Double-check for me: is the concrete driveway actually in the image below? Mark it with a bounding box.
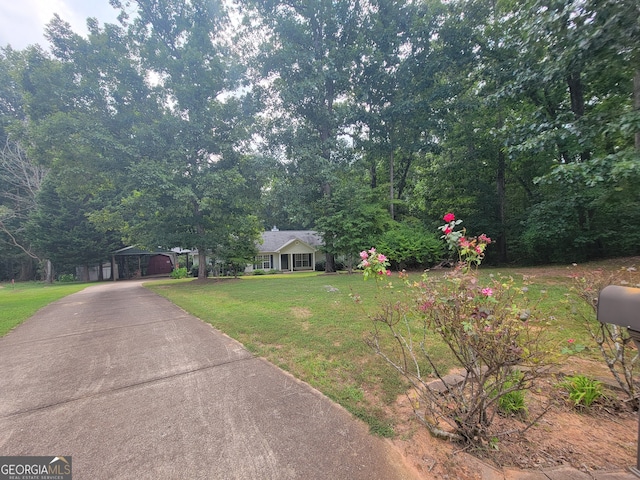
[0,280,418,479]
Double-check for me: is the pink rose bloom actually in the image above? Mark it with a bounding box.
[362,260,369,267]
[459,237,470,248]
[386,270,391,276]
[443,212,455,223]
[377,254,387,262]
[360,250,368,259]
[567,338,575,344]
[479,234,492,244]
[369,247,376,254]
[475,246,482,254]
[481,288,493,297]
[444,227,452,235]
[419,301,434,311]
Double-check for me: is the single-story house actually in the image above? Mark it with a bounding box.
[247,228,323,273]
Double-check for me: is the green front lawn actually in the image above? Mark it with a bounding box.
[0,282,89,336]
[145,265,608,436]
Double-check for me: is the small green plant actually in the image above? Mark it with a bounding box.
[561,338,586,355]
[493,371,528,416]
[170,267,189,279]
[253,269,266,275]
[560,374,603,409]
[58,273,76,283]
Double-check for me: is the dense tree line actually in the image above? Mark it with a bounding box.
[0,0,638,280]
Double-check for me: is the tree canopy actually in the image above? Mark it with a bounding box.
[0,0,638,280]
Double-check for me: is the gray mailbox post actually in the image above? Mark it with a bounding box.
[597,285,640,478]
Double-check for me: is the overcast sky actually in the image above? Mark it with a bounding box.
[0,0,121,51]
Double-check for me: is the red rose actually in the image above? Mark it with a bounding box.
[444,227,452,235]
[443,212,455,223]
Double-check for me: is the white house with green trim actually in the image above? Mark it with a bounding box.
[247,228,323,273]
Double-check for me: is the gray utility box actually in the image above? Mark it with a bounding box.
[597,284,640,478]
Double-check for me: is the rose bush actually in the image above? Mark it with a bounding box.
[361,213,553,444]
[358,247,391,280]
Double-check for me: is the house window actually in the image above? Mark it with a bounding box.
[255,254,271,270]
[294,253,312,268]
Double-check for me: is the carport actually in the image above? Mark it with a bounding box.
[111,246,177,280]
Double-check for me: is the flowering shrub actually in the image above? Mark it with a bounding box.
[358,248,391,281]
[439,212,491,271]
[362,213,552,444]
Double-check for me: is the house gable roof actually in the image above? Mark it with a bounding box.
[259,230,323,253]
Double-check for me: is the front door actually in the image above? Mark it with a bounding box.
[280,254,289,271]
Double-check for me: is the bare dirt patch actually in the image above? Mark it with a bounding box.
[387,365,637,479]
[290,306,312,321]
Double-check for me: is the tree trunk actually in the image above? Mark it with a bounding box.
[389,149,395,220]
[496,149,508,263]
[325,252,335,273]
[567,71,590,162]
[370,160,377,189]
[18,259,35,281]
[79,265,89,282]
[198,249,207,279]
[635,69,640,151]
[396,154,412,201]
[44,259,53,284]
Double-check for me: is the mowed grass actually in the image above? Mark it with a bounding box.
[0,282,89,336]
[145,262,624,435]
[148,273,413,435]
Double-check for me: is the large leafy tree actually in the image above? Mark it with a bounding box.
[241,0,369,271]
[107,0,263,278]
[352,0,448,223]
[0,47,44,280]
[27,174,120,279]
[498,0,640,262]
[17,17,153,278]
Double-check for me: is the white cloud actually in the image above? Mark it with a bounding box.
[0,0,120,50]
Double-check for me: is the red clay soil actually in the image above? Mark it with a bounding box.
[386,258,640,479]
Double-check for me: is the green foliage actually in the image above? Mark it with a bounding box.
[494,371,528,417]
[315,178,392,271]
[498,388,527,417]
[561,339,586,355]
[57,273,75,283]
[1,0,639,277]
[170,268,188,279]
[560,374,603,410]
[252,269,266,275]
[374,222,443,269]
[26,176,120,273]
